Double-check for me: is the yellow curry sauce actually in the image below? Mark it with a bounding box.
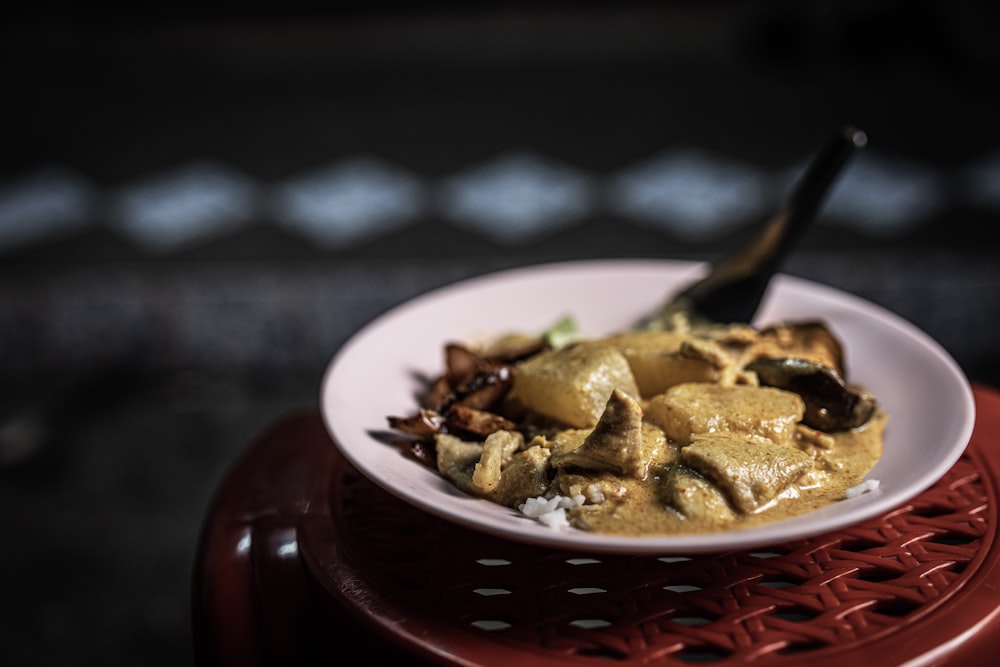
[558,406,886,536]
[390,315,886,537]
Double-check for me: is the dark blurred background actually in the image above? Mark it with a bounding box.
[1,1,998,664]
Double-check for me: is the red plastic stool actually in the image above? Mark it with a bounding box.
[193,384,1000,666]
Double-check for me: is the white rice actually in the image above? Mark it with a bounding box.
[519,494,586,529]
[845,478,881,498]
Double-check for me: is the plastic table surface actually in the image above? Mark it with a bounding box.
[193,384,1000,666]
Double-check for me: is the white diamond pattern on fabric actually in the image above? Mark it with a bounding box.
[112,161,257,252]
[0,147,979,253]
[437,152,593,243]
[821,152,945,233]
[606,149,774,240]
[271,156,425,246]
[0,168,97,247]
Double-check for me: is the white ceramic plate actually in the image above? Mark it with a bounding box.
[320,259,976,554]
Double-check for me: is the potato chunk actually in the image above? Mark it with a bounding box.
[512,343,639,428]
[646,383,805,445]
[599,331,719,397]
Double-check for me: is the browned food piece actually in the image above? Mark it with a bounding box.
[443,404,517,439]
[406,439,437,467]
[391,342,524,441]
[443,344,513,410]
[387,408,446,437]
[746,357,878,431]
[444,342,487,387]
[749,321,846,376]
[453,368,511,411]
[421,375,454,412]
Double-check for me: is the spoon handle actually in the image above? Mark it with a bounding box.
[669,125,867,324]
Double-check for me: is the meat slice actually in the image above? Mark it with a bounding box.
[550,388,666,479]
[662,466,736,526]
[646,382,805,445]
[680,433,812,513]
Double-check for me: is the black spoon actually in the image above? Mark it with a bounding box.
[647,125,867,327]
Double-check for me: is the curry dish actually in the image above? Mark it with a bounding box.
[388,313,885,536]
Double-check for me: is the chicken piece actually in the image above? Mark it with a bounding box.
[680,433,812,513]
[662,466,736,526]
[435,431,550,507]
[646,383,805,445]
[550,389,647,478]
[489,446,552,507]
[472,430,524,493]
[511,343,639,428]
[435,433,484,492]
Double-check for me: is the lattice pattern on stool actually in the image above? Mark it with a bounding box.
[332,452,990,664]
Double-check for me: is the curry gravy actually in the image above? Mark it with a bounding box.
[397,317,887,537]
[564,409,887,536]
